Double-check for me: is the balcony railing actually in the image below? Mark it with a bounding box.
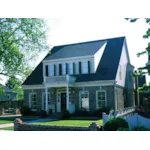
[44,75,76,83]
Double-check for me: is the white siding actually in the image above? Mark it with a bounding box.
[94,42,107,72]
[115,41,129,87]
[43,57,94,76]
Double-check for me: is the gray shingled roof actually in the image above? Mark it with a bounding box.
[45,40,107,60]
[23,36,126,85]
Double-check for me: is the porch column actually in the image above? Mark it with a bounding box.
[45,87,48,113]
[66,86,69,111]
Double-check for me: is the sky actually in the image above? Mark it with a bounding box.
[1,18,150,85]
[43,18,150,83]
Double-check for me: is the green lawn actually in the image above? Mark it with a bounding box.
[34,119,103,126]
[1,126,14,130]
[0,120,13,124]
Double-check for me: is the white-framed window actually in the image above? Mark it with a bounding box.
[49,64,54,76]
[75,62,79,74]
[42,93,50,110]
[96,90,107,109]
[69,63,73,75]
[82,61,88,74]
[30,93,37,110]
[62,63,66,75]
[79,91,89,111]
[7,94,11,100]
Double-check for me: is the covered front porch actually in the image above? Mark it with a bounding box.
[43,75,76,114]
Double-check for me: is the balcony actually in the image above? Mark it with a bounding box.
[43,75,76,84]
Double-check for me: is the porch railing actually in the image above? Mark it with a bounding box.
[44,75,76,83]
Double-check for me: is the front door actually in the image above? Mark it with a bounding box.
[61,93,66,111]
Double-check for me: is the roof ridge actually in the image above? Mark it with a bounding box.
[53,36,126,48]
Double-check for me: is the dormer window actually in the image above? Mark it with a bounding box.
[49,64,54,76]
[82,61,88,74]
[62,63,66,75]
[69,63,73,75]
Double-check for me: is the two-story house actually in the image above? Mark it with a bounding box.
[22,36,135,114]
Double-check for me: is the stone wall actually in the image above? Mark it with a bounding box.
[115,87,124,110]
[14,118,102,131]
[23,85,115,113]
[72,86,115,112]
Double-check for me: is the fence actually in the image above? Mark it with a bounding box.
[0,100,23,115]
[14,118,102,131]
[0,100,23,109]
[103,106,150,130]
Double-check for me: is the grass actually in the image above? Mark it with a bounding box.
[33,119,103,126]
[0,120,13,124]
[1,126,14,130]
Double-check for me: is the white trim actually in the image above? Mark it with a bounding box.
[22,85,44,89]
[29,92,37,111]
[96,90,107,109]
[22,80,115,89]
[75,80,115,87]
[79,91,89,111]
[43,55,94,63]
[57,88,72,112]
[42,92,50,110]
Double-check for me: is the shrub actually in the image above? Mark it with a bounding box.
[61,109,70,119]
[117,127,130,131]
[72,109,89,117]
[104,117,129,131]
[133,126,149,131]
[40,110,47,118]
[96,107,111,118]
[20,107,31,116]
[49,109,53,115]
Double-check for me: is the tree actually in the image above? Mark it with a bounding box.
[126,18,150,76]
[5,67,32,100]
[0,18,50,79]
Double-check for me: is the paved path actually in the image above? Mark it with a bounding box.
[0,117,58,129]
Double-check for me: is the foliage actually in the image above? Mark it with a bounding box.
[117,127,130,131]
[6,77,26,100]
[104,117,129,131]
[61,109,71,119]
[126,18,150,59]
[72,109,89,117]
[133,126,149,131]
[40,110,48,118]
[96,107,111,118]
[20,106,31,116]
[125,18,139,22]
[0,18,50,79]
[49,109,53,115]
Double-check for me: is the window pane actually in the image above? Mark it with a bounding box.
[80,92,89,111]
[31,94,37,109]
[69,63,73,75]
[49,64,54,76]
[82,61,88,74]
[62,63,66,75]
[98,100,105,108]
[97,91,106,108]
